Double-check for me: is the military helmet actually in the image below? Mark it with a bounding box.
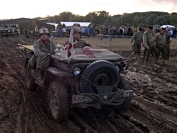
[147,26,153,29]
[39,27,49,36]
[73,27,80,34]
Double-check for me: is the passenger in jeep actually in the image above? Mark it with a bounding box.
[33,27,59,84]
[64,27,92,49]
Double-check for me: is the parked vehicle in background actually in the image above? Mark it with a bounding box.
[0,28,19,37]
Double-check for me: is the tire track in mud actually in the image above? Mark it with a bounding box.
[125,60,177,132]
[1,37,177,133]
[0,37,82,133]
[0,39,29,133]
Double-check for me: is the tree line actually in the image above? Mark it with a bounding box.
[35,11,177,27]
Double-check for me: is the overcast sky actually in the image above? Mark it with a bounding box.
[1,0,176,19]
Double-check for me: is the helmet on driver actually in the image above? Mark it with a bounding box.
[38,27,49,36]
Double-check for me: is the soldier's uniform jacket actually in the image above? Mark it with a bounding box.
[165,33,171,45]
[143,31,154,47]
[65,39,91,49]
[33,39,57,57]
[130,32,142,44]
[33,39,58,70]
[154,33,165,46]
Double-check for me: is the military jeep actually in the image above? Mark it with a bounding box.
[20,45,133,122]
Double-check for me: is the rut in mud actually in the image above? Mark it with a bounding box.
[0,37,177,133]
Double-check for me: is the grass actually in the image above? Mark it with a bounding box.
[51,37,133,50]
[51,37,177,51]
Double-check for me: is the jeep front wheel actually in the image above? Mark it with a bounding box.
[48,81,69,122]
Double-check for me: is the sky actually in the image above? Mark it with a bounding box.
[1,0,176,19]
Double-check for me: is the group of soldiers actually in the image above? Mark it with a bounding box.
[127,26,172,65]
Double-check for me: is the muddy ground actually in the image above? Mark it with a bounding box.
[0,36,177,133]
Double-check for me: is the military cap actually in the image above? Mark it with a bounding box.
[147,26,153,29]
[138,27,144,31]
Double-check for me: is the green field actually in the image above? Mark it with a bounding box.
[51,37,177,50]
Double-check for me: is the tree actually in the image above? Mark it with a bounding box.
[145,14,158,25]
[133,15,139,26]
[170,15,177,26]
[72,15,84,22]
[36,11,177,28]
[84,11,110,25]
[96,11,110,25]
[121,13,134,26]
[85,12,97,24]
[163,15,171,24]
[110,14,122,26]
[139,23,147,28]
[153,16,165,25]
[104,16,113,26]
[53,15,60,23]
[59,12,73,21]
[171,12,177,16]
[138,17,146,24]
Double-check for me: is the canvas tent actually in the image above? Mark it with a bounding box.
[153,25,160,28]
[46,22,58,29]
[161,25,175,29]
[60,22,91,27]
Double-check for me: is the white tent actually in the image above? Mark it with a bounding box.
[60,22,91,27]
[46,22,58,30]
[162,25,175,29]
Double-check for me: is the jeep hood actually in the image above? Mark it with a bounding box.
[53,47,125,62]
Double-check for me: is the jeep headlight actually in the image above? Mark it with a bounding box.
[122,61,129,70]
[73,67,81,75]
[115,66,120,72]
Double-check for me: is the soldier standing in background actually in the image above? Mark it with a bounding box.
[164,29,172,60]
[127,27,144,62]
[154,27,167,63]
[34,26,38,37]
[143,26,159,65]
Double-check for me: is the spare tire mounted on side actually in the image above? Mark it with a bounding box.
[80,60,119,93]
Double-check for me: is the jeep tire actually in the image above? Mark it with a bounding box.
[80,60,119,93]
[25,63,37,91]
[48,81,69,122]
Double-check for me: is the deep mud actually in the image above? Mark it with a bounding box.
[0,36,177,133]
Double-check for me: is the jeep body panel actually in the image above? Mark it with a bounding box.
[53,47,126,62]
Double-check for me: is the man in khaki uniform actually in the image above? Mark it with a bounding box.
[143,26,159,64]
[33,27,59,83]
[154,27,167,62]
[127,27,143,61]
[64,27,91,49]
[164,29,172,60]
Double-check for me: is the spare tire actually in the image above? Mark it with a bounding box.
[80,60,119,93]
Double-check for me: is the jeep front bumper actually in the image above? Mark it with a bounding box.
[71,89,133,106]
